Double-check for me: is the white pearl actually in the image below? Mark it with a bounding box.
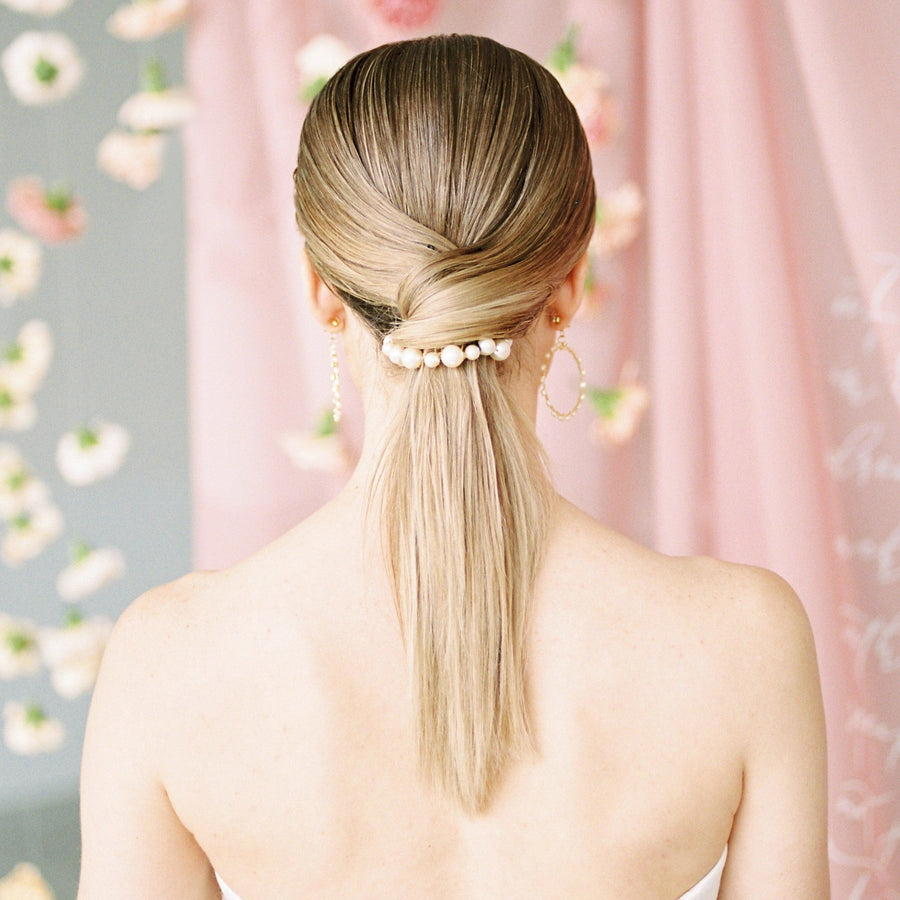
[389,346,403,365]
[492,339,512,360]
[465,344,481,360]
[478,338,496,355]
[423,351,441,368]
[440,345,465,368]
[401,347,423,369]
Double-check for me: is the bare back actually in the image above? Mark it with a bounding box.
[78,493,828,898]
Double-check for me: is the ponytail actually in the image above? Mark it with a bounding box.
[374,358,553,812]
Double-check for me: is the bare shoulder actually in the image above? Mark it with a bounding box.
[557,498,814,641]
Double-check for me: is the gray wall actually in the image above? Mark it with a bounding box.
[0,1,190,891]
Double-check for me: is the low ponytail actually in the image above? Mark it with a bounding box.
[293,35,595,813]
[374,356,553,812]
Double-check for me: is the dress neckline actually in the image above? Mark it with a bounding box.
[216,845,728,900]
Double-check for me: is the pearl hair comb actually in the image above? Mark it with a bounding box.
[381,335,512,370]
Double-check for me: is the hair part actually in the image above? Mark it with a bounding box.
[294,34,595,813]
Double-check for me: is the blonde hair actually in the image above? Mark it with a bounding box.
[294,35,595,814]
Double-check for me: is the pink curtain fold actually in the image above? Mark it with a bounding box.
[186,2,900,894]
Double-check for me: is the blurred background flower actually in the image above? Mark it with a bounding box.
[1,30,84,105]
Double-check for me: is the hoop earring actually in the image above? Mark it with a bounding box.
[328,318,342,424]
[540,329,586,420]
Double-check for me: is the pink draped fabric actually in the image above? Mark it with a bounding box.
[186,2,900,895]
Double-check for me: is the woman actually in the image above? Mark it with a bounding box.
[78,35,828,899]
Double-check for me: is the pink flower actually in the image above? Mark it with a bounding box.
[280,410,353,475]
[365,0,443,29]
[548,27,620,150]
[7,176,87,244]
[575,260,613,321]
[591,181,644,259]
[587,363,649,447]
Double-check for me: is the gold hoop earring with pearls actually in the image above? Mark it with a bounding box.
[327,317,342,424]
[540,316,586,421]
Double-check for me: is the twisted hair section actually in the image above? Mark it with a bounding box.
[293,34,595,813]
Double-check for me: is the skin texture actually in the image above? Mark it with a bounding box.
[78,263,829,899]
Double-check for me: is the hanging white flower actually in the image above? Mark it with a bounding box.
[1,31,85,106]
[280,410,353,475]
[0,229,42,307]
[2,701,64,755]
[0,383,37,432]
[56,421,130,486]
[1,503,63,567]
[590,181,645,259]
[56,542,126,602]
[0,0,75,14]
[0,614,41,679]
[118,87,193,130]
[118,58,193,131]
[0,320,53,397]
[39,612,113,698]
[106,0,189,41]
[0,444,49,519]
[0,862,55,900]
[295,34,353,102]
[97,129,166,190]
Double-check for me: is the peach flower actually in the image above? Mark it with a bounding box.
[117,58,194,131]
[0,320,53,397]
[56,420,130,486]
[1,503,63,566]
[97,129,166,190]
[0,0,74,13]
[0,863,55,900]
[7,177,87,244]
[39,612,113,698]
[591,181,644,259]
[106,0,189,41]
[0,614,41,679]
[3,701,64,755]
[0,229,42,307]
[295,34,353,102]
[0,444,49,520]
[56,542,126,602]
[548,28,619,150]
[281,410,353,475]
[0,384,37,432]
[587,363,650,447]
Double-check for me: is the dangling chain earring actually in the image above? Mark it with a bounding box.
[540,314,586,421]
[328,318,342,424]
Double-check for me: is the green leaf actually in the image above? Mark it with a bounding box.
[77,428,99,449]
[3,341,23,363]
[25,704,47,725]
[6,469,27,491]
[45,185,73,213]
[0,256,13,273]
[315,408,337,437]
[141,57,168,93]
[548,24,580,72]
[5,631,34,654]
[0,390,14,410]
[70,540,93,563]
[64,608,84,628]
[301,75,329,103]
[33,56,59,85]
[586,386,623,419]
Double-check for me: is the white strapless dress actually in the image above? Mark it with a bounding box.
[216,845,727,900]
